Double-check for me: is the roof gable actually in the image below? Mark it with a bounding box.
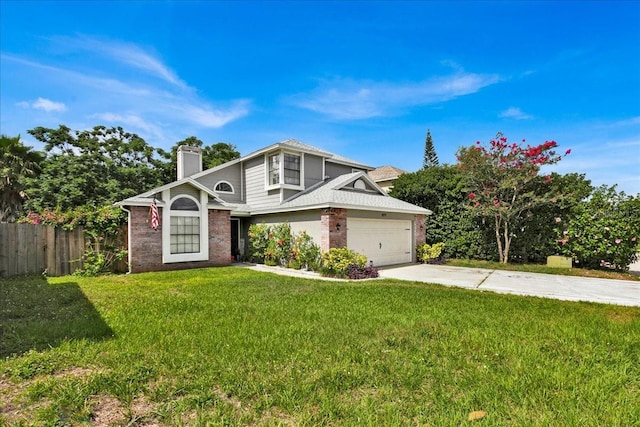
[117,177,231,208]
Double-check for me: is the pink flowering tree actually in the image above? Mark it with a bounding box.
[457,133,570,263]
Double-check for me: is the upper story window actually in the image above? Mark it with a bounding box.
[268,154,280,185]
[283,153,300,185]
[266,151,302,189]
[214,181,234,193]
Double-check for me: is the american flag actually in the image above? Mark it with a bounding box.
[150,199,159,231]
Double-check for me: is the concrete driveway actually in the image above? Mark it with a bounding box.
[379,264,640,307]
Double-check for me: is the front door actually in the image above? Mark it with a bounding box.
[230,218,240,261]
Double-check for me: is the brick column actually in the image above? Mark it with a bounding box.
[320,208,347,252]
[414,214,426,262]
[208,209,231,265]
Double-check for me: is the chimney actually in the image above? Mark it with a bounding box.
[177,145,202,180]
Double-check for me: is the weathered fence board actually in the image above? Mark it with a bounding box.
[0,224,89,277]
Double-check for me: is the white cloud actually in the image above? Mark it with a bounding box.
[499,107,533,120]
[91,112,164,140]
[181,101,251,128]
[2,39,250,145]
[289,71,501,120]
[16,97,66,112]
[52,35,188,89]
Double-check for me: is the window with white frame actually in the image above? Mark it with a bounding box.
[267,152,302,188]
[283,153,301,185]
[169,197,200,254]
[214,181,234,193]
[162,190,209,264]
[268,154,280,185]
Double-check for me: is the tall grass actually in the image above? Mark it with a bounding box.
[1,267,638,425]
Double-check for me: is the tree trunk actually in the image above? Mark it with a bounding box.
[495,215,504,263]
[502,220,511,263]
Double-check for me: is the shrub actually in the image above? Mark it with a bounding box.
[556,186,640,271]
[248,223,321,271]
[320,247,367,278]
[291,231,321,271]
[248,223,270,263]
[347,264,379,280]
[21,204,127,276]
[417,242,446,264]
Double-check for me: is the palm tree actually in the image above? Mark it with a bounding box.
[0,135,44,222]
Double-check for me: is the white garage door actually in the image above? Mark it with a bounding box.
[347,218,412,266]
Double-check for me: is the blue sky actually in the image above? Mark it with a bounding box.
[2,1,639,194]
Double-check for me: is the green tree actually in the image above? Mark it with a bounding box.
[0,135,44,222]
[158,137,240,182]
[26,125,165,211]
[556,185,640,271]
[391,165,496,260]
[457,133,570,263]
[508,173,592,263]
[422,129,439,169]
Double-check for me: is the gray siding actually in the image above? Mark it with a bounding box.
[304,154,324,187]
[196,162,243,203]
[170,184,200,201]
[325,161,356,178]
[245,155,281,208]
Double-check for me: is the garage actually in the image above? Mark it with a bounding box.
[347,218,413,266]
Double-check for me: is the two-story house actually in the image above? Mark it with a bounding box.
[118,140,431,273]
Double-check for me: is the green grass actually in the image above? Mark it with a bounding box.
[1,267,639,426]
[446,258,640,281]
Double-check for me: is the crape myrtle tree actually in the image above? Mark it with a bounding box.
[457,133,571,263]
[0,135,45,222]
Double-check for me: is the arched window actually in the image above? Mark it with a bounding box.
[169,196,200,254]
[214,181,234,193]
[354,179,367,190]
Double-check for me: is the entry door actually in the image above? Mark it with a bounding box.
[230,219,240,260]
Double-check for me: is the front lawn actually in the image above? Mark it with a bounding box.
[1,267,638,426]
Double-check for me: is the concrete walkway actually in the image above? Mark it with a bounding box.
[244,263,640,307]
[378,264,640,307]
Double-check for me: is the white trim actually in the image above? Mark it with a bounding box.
[214,180,235,194]
[264,150,304,191]
[162,191,209,264]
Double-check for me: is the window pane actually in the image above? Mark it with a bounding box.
[169,216,200,254]
[215,182,233,192]
[171,197,199,211]
[268,154,280,185]
[284,153,300,185]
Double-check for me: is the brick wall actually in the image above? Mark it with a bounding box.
[128,206,231,273]
[414,214,426,259]
[320,208,347,252]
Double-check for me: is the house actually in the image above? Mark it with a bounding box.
[118,140,431,273]
[367,165,407,193]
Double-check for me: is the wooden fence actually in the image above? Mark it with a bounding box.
[0,223,86,277]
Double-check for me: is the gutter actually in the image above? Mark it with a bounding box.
[118,205,133,274]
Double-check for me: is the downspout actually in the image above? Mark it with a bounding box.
[119,205,133,274]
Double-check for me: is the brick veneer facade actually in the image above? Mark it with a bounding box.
[320,208,347,252]
[414,214,426,251]
[128,206,231,273]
